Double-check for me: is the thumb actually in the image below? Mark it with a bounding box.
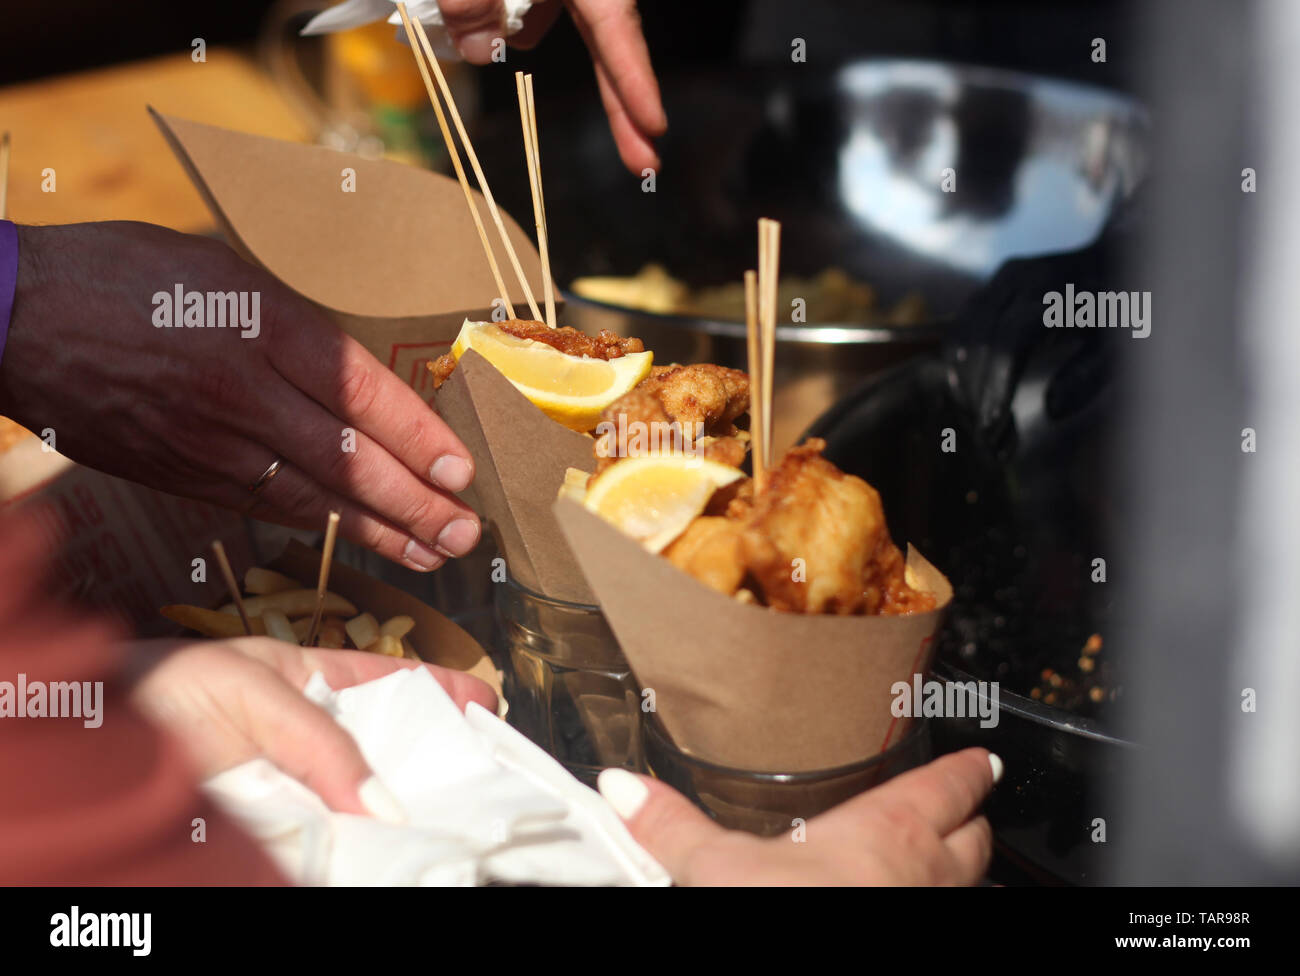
[597,769,723,882]
[440,0,507,63]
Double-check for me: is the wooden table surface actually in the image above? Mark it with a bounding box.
[0,50,311,232]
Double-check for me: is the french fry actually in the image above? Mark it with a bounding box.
[262,609,299,645]
[164,556,422,660]
[374,634,404,658]
[558,467,590,504]
[378,615,415,640]
[244,567,301,596]
[221,589,357,620]
[345,613,380,651]
[162,605,267,639]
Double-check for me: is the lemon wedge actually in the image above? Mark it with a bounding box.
[451,320,653,431]
[583,454,743,552]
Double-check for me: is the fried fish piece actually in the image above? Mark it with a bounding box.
[663,516,748,597]
[429,352,458,389]
[696,434,748,470]
[497,319,645,359]
[593,386,750,472]
[635,363,751,434]
[740,439,934,615]
[594,389,671,470]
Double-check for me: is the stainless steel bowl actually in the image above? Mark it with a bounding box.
[479,58,1147,446]
[565,296,943,451]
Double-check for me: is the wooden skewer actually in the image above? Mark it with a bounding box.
[756,225,770,475]
[758,218,781,474]
[744,269,766,494]
[524,74,556,329]
[0,132,10,221]
[394,3,515,319]
[305,510,341,648]
[211,540,252,636]
[411,16,543,322]
[515,73,550,327]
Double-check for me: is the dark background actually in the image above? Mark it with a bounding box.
[1,1,1133,93]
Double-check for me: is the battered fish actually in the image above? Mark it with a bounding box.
[663,516,748,597]
[739,439,934,615]
[594,364,751,470]
[636,363,751,433]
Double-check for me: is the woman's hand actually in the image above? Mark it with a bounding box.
[598,748,999,885]
[440,0,667,173]
[0,221,481,572]
[131,636,498,820]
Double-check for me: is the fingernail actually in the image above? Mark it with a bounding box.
[988,753,1004,785]
[436,518,480,558]
[402,538,445,572]
[456,30,499,63]
[359,776,407,824]
[597,768,649,820]
[430,455,473,493]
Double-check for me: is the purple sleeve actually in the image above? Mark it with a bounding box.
[0,221,17,367]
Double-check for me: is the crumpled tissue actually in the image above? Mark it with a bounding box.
[302,0,537,59]
[204,666,669,886]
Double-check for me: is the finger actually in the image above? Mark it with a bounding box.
[510,0,563,48]
[597,769,721,883]
[867,748,998,836]
[568,0,668,136]
[439,0,507,63]
[227,655,384,817]
[592,59,661,174]
[198,441,449,572]
[943,815,994,884]
[248,379,482,561]
[231,640,499,715]
[265,311,476,496]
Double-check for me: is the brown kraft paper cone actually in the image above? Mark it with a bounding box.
[435,348,598,604]
[150,110,544,388]
[553,498,952,772]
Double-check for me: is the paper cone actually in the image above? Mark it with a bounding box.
[436,349,597,603]
[553,499,952,772]
[267,539,501,697]
[150,110,546,393]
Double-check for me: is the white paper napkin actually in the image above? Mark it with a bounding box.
[301,0,538,58]
[204,667,669,886]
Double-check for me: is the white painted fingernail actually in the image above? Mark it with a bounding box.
[597,768,649,820]
[988,753,1004,785]
[359,776,407,824]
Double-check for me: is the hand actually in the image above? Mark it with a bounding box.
[598,748,998,885]
[131,636,498,819]
[440,0,667,173]
[0,221,481,572]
